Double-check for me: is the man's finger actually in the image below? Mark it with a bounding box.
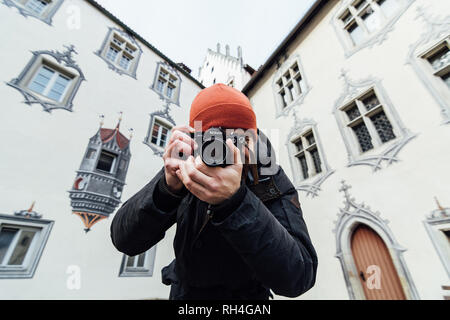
[168,129,198,150]
[164,139,193,160]
[184,156,215,188]
[177,160,211,197]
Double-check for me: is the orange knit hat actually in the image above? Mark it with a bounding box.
[189,83,257,132]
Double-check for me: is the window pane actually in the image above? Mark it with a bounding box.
[126,256,135,267]
[345,103,361,121]
[352,122,374,152]
[151,122,160,144]
[0,228,18,264]
[442,72,450,89]
[106,46,119,62]
[362,93,380,111]
[280,90,287,108]
[96,151,116,172]
[8,230,36,265]
[427,46,450,71]
[48,74,70,101]
[353,0,367,11]
[137,253,146,267]
[294,139,303,152]
[86,148,96,159]
[297,155,309,180]
[341,10,353,25]
[311,148,322,174]
[157,79,165,92]
[166,85,174,98]
[370,110,396,143]
[378,0,400,18]
[29,66,54,95]
[119,55,131,70]
[25,0,48,15]
[361,7,381,33]
[305,133,315,145]
[347,22,365,46]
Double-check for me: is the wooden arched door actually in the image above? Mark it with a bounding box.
[351,224,406,300]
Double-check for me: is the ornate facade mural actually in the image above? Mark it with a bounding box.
[7,45,85,113]
[68,115,132,232]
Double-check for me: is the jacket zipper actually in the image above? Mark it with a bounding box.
[191,203,213,247]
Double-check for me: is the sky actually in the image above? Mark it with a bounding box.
[94,0,316,78]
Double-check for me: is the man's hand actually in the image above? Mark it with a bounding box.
[162,125,198,193]
[175,139,243,205]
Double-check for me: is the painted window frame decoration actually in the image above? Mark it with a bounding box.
[333,180,419,300]
[150,61,182,106]
[119,246,156,277]
[7,45,85,113]
[0,207,53,279]
[1,0,64,25]
[331,0,416,58]
[143,109,175,157]
[406,7,450,125]
[423,199,450,278]
[272,54,310,118]
[95,27,143,79]
[333,70,417,172]
[286,115,335,198]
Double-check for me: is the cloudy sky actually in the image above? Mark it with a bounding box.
[95,0,316,77]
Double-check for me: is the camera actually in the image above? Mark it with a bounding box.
[190,127,248,167]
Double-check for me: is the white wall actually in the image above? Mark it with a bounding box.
[0,0,201,299]
[246,0,450,300]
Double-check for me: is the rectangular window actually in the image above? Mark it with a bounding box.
[154,67,178,100]
[102,33,139,73]
[276,61,305,109]
[85,148,96,159]
[28,65,72,102]
[96,150,117,173]
[339,0,402,47]
[292,130,323,181]
[150,119,171,148]
[119,246,156,277]
[342,89,396,154]
[0,215,54,279]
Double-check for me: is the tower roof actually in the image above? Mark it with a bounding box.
[100,128,130,150]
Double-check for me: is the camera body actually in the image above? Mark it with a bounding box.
[190,127,247,167]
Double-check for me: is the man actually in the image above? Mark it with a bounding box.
[110,83,318,300]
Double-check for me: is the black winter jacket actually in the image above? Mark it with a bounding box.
[110,137,318,300]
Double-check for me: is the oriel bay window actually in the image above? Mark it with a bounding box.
[341,90,396,154]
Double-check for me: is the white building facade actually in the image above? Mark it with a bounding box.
[0,0,203,299]
[198,43,254,91]
[243,0,450,300]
